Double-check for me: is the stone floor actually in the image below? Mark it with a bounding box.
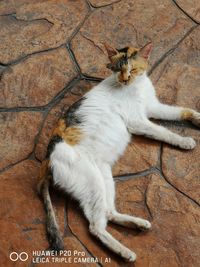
[0,0,200,266]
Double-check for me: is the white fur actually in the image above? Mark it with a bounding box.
[50,71,198,261]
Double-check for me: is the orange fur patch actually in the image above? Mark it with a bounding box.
[130,56,148,73]
[111,52,126,63]
[181,109,194,120]
[127,47,139,58]
[37,119,83,192]
[52,119,83,146]
[52,119,67,136]
[62,127,83,145]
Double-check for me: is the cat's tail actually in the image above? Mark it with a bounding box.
[38,164,64,251]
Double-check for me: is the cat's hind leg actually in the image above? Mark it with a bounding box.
[100,163,151,231]
[78,163,136,262]
[108,211,151,231]
[51,149,136,262]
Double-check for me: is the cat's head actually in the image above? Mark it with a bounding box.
[105,42,152,85]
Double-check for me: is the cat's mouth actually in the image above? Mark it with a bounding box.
[121,80,130,85]
[117,75,133,86]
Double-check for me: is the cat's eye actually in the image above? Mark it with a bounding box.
[130,51,137,59]
[131,68,137,73]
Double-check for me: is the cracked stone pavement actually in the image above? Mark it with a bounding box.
[0,0,200,266]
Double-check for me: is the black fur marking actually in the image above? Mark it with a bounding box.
[107,55,128,72]
[62,97,85,126]
[117,47,137,58]
[130,51,137,59]
[117,47,129,53]
[107,49,138,72]
[42,180,64,251]
[47,220,64,251]
[46,135,63,159]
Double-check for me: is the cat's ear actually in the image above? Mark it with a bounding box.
[139,42,152,60]
[104,43,118,61]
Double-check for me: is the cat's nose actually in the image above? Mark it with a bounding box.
[119,72,130,83]
[123,74,130,81]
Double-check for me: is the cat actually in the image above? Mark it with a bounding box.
[38,42,200,262]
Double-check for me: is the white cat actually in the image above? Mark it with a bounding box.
[38,42,200,262]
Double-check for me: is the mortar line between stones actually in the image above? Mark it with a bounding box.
[39,76,80,115]
[172,0,200,25]
[64,5,94,77]
[0,44,66,67]
[63,199,72,237]
[0,149,40,174]
[9,12,54,27]
[31,111,50,159]
[157,142,163,171]
[66,43,103,82]
[67,6,92,44]
[34,156,42,163]
[0,63,6,68]
[32,77,81,160]
[0,106,47,113]
[85,0,94,10]
[161,171,200,208]
[160,143,200,208]
[1,2,197,75]
[149,24,198,75]
[81,74,103,82]
[0,3,91,67]
[43,76,80,108]
[0,76,80,113]
[172,248,182,267]
[114,167,160,181]
[0,77,80,172]
[66,43,82,76]
[16,16,54,27]
[89,0,122,9]
[79,32,105,54]
[144,184,153,220]
[0,13,16,17]
[63,199,101,265]
[0,67,7,80]
[0,157,29,174]
[28,262,35,267]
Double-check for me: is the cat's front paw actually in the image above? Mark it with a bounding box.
[179,137,196,150]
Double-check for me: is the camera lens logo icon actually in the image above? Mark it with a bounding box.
[10,252,28,262]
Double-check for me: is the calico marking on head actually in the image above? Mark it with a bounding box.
[104,42,152,85]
